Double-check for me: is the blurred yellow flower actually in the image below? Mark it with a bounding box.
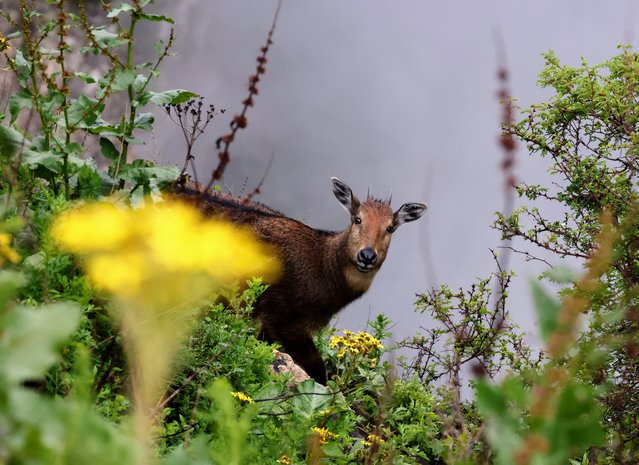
[51,199,280,297]
[277,456,291,464]
[0,233,19,265]
[51,202,131,252]
[85,250,146,296]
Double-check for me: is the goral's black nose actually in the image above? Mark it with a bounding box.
[358,247,378,265]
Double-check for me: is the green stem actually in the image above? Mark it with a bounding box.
[115,13,138,178]
[58,9,71,200]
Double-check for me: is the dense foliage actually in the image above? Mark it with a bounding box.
[0,2,638,464]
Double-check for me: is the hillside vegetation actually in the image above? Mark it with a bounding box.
[1,2,638,464]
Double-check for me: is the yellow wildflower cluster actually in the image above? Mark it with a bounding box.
[51,200,280,300]
[329,330,384,359]
[276,455,291,464]
[311,426,338,444]
[362,434,386,447]
[0,233,19,266]
[231,391,254,404]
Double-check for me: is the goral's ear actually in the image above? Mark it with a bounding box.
[393,202,428,227]
[331,177,361,215]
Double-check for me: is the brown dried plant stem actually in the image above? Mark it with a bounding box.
[203,0,282,193]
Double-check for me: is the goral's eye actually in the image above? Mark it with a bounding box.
[386,225,394,233]
[354,216,362,225]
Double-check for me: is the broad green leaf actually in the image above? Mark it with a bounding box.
[550,381,604,451]
[2,302,80,384]
[66,95,104,128]
[132,73,148,93]
[87,119,126,137]
[0,125,31,159]
[73,71,96,84]
[111,68,137,91]
[64,142,83,155]
[118,163,179,189]
[86,27,128,51]
[475,379,509,421]
[139,13,174,23]
[530,279,561,342]
[133,112,154,131]
[75,163,115,198]
[22,150,62,174]
[475,379,524,465]
[99,137,120,161]
[107,3,135,18]
[291,380,333,419]
[149,89,198,106]
[8,88,33,124]
[14,48,30,71]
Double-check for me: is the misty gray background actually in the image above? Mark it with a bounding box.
[142,1,638,348]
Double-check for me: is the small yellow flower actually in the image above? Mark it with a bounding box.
[362,434,385,447]
[0,233,19,265]
[231,391,254,404]
[311,426,337,445]
[0,32,11,52]
[277,455,291,464]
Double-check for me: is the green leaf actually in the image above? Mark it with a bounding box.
[74,71,96,84]
[475,378,524,465]
[2,302,80,385]
[110,68,137,91]
[530,279,561,342]
[99,137,120,161]
[64,142,83,155]
[107,3,135,18]
[132,73,148,93]
[139,13,174,23]
[546,381,604,461]
[133,112,154,131]
[22,150,63,175]
[75,163,115,198]
[85,27,128,52]
[149,89,198,106]
[8,88,33,124]
[87,119,126,137]
[0,125,31,159]
[291,380,333,420]
[66,95,104,128]
[118,163,179,191]
[475,379,509,422]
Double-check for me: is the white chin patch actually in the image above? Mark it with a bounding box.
[357,263,374,273]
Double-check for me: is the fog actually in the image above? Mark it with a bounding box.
[145,1,638,348]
